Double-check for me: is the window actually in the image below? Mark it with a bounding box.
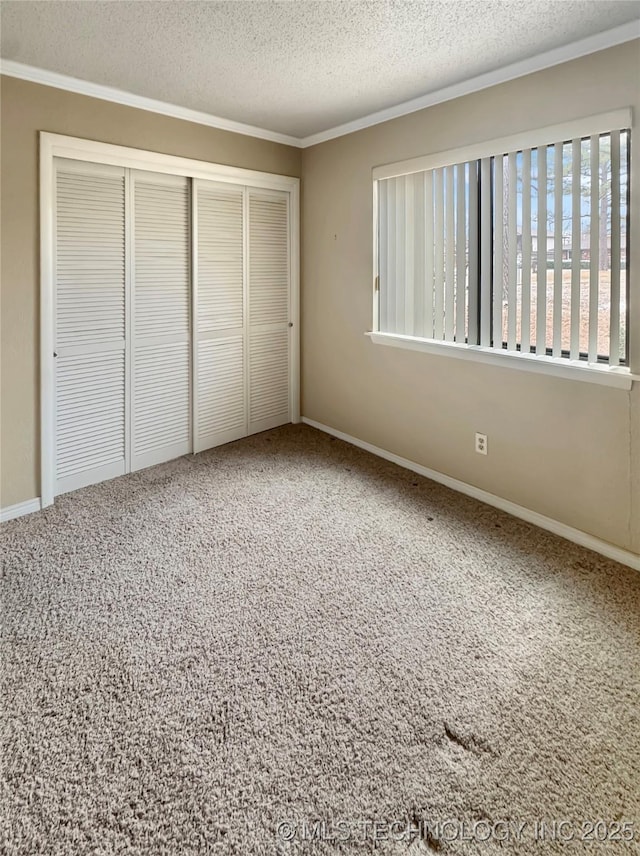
[372,110,631,380]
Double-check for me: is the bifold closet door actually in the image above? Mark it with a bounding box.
[247,189,291,434]
[54,159,127,495]
[130,171,192,470]
[193,180,246,452]
[52,161,293,497]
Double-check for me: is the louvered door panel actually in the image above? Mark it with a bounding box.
[131,172,191,470]
[193,180,246,451]
[133,178,190,339]
[197,184,244,333]
[249,193,289,326]
[134,342,190,455]
[249,329,290,426]
[56,352,125,482]
[248,190,291,434]
[197,337,245,443]
[54,159,126,495]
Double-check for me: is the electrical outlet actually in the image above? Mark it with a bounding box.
[475,432,488,455]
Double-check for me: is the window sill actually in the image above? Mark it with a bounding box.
[366,331,637,390]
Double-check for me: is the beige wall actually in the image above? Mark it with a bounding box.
[0,76,301,507]
[2,45,639,557]
[302,41,640,556]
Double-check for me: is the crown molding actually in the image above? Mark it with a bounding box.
[2,19,638,150]
[299,19,640,147]
[0,59,302,148]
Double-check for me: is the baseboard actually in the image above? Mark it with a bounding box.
[3,425,638,571]
[301,417,640,572]
[1,498,42,523]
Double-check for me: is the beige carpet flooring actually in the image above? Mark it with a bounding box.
[1,424,639,855]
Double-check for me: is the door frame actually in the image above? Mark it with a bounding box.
[40,132,300,508]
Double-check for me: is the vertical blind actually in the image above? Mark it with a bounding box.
[377,126,630,366]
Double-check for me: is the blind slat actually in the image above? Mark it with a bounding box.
[396,176,406,334]
[445,166,455,340]
[378,180,388,332]
[480,157,492,347]
[387,179,397,334]
[455,163,466,343]
[553,142,564,357]
[493,156,504,347]
[413,173,425,338]
[424,172,434,339]
[610,130,621,366]
[521,149,532,354]
[434,169,445,340]
[405,175,415,336]
[589,135,599,361]
[536,146,547,354]
[507,152,518,350]
[570,138,582,360]
[468,162,478,345]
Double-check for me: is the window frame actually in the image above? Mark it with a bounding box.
[370,108,636,390]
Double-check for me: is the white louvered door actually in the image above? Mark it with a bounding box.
[247,189,291,435]
[193,180,246,452]
[130,171,192,471]
[54,159,127,495]
[51,154,295,499]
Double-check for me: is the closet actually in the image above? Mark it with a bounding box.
[52,155,294,497]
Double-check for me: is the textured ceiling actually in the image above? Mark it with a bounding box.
[1,1,639,138]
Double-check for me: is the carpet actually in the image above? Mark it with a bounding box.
[1,424,639,855]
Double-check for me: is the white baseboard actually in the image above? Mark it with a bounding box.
[302,417,640,572]
[2,423,638,571]
[1,498,42,523]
